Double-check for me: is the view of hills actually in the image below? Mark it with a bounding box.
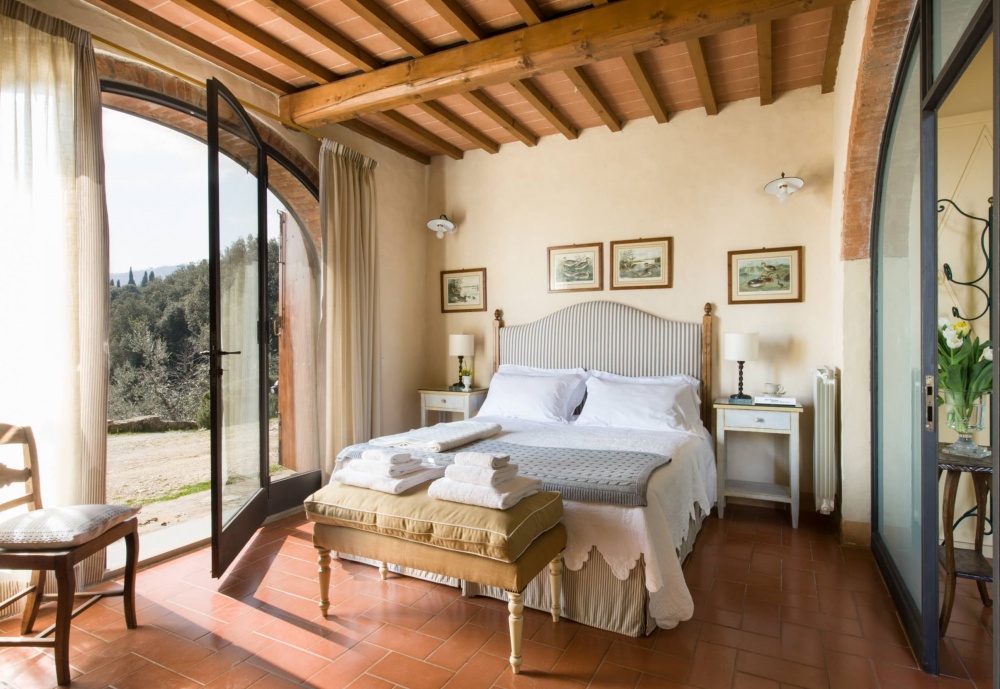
[110,264,182,286]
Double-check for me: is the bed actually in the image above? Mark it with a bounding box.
[336,301,716,636]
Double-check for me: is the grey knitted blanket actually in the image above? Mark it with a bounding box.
[339,439,671,506]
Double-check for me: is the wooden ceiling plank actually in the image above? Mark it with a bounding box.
[621,52,668,124]
[281,0,853,127]
[685,37,718,115]
[254,0,381,72]
[566,66,622,132]
[821,4,850,93]
[340,0,431,57]
[340,119,431,164]
[511,79,578,139]
[376,111,465,159]
[463,90,538,147]
[88,0,293,93]
[424,0,487,42]
[170,0,335,83]
[508,0,545,25]
[415,101,500,153]
[757,20,773,105]
[592,0,608,4]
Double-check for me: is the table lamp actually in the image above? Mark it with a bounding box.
[448,334,474,390]
[724,332,758,405]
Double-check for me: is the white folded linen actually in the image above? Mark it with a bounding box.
[361,449,412,465]
[347,457,422,477]
[444,463,518,487]
[427,476,542,510]
[369,420,502,452]
[333,466,444,494]
[453,451,510,469]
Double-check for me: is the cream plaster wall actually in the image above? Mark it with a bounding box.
[427,89,838,505]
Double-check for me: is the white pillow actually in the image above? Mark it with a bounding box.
[477,372,586,423]
[590,369,701,397]
[498,364,588,377]
[574,376,702,432]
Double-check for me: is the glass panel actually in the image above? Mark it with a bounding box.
[875,40,923,606]
[215,94,264,528]
[932,0,982,78]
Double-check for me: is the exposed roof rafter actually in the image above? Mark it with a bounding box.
[375,111,465,159]
[508,0,545,25]
[512,79,579,139]
[622,52,668,124]
[822,4,851,93]
[757,20,773,105]
[339,0,431,57]
[424,0,488,42]
[566,66,622,132]
[415,101,501,154]
[686,37,718,116]
[340,119,431,164]
[463,90,538,147]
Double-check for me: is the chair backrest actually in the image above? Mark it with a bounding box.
[0,424,42,514]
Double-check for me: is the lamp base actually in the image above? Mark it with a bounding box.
[728,393,754,405]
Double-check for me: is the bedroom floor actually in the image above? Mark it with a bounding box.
[0,505,993,689]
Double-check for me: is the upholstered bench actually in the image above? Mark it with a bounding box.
[304,482,566,674]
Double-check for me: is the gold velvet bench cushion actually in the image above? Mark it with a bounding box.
[304,482,563,563]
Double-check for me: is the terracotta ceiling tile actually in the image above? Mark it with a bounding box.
[358,113,441,156]
[394,105,476,148]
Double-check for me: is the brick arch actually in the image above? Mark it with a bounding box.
[96,53,321,249]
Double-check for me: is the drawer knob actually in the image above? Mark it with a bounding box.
[441,398,447,404]
[754,417,764,423]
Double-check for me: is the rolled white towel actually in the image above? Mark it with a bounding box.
[427,475,541,510]
[361,449,412,465]
[453,451,510,469]
[333,466,444,494]
[348,457,422,477]
[444,463,518,487]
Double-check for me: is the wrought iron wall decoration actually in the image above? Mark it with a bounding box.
[939,196,993,324]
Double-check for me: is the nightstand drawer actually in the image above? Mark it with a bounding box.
[423,393,465,411]
[724,409,790,431]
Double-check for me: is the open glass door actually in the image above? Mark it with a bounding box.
[207,78,269,577]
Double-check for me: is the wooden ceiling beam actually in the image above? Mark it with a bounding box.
[280,0,852,127]
[424,0,488,42]
[340,0,431,58]
[88,0,293,93]
[254,0,381,72]
[415,101,500,154]
[622,52,668,124]
[375,111,465,159]
[822,4,850,93]
[511,79,578,139]
[340,119,431,164]
[463,90,538,147]
[171,0,335,84]
[757,20,773,105]
[508,0,545,25]
[566,66,622,132]
[686,37,718,115]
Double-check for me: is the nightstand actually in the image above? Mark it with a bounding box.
[419,388,488,426]
[714,399,804,528]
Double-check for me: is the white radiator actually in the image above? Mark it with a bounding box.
[812,366,839,515]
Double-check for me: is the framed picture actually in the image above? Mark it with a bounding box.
[548,243,603,293]
[441,268,487,313]
[727,246,804,304]
[610,237,673,290]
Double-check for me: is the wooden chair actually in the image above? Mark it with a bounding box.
[0,424,139,685]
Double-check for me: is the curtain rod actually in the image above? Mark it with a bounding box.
[91,35,323,142]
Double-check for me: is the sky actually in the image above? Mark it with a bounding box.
[103,108,286,274]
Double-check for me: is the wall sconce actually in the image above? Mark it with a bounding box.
[764,173,804,204]
[427,214,457,239]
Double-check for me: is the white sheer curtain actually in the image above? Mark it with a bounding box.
[0,0,110,588]
[319,140,380,477]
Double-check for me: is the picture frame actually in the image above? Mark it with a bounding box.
[609,237,673,290]
[441,268,487,313]
[547,243,603,293]
[727,246,804,304]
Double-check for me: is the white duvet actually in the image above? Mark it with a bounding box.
[472,416,716,628]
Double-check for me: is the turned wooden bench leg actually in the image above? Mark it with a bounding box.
[379,562,389,581]
[507,590,523,674]
[549,555,563,622]
[316,547,331,616]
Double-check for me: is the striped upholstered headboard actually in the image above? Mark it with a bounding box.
[492,301,714,425]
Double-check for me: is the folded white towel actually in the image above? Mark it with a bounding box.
[333,466,444,494]
[361,449,412,465]
[370,421,502,452]
[348,457,422,477]
[453,451,510,469]
[444,463,518,487]
[427,476,542,510]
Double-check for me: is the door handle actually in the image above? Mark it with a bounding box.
[219,350,241,356]
[925,375,935,432]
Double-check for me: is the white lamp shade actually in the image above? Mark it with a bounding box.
[724,333,759,362]
[448,334,474,357]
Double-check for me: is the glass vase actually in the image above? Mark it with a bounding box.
[940,389,989,457]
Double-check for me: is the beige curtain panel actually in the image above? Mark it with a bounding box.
[0,0,111,591]
[319,140,381,477]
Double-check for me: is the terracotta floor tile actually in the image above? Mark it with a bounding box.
[731,673,778,689]
[873,659,978,689]
[482,631,565,672]
[856,604,908,646]
[200,662,269,689]
[819,630,915,667]
[244,638,331,682]
[364,599,437,631]
[749,553,782,577]
[603,642,690,681]
[245,673,304,688]
[68,652,151,689]
[825,650,877,689]
[306,642,388,689]
[443,650,510,689]
[531,618,583,650]
[779,606,863,636]
[368,650,455,689]
[113,662,202,689]
[708,580,748,613]
[366,623,444,659]
[816,585,857,619]
[734,650,829,689]
[698,623,780,658]
[778,623,824,669]
[550,630,613,682]
[686,641,737,689]
[739,600,780,638]
[651,620,701,659]
[183,643,255,684]
[134,629,215,671]
[633,673,697,688]
[426,622,495,671]
[420,599,484,639]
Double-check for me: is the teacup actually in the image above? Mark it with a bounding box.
[764,383,785,395]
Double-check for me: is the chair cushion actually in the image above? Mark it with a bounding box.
[0,505,139,550]
[304,482,563,563]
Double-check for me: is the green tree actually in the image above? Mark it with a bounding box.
[116,279,121,288]
[140,270,149,287]
[127,267,136,286]
[149,270,155,281]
